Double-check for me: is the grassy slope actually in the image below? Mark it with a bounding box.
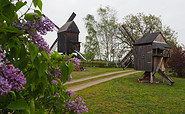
[76,72,185,113]
[71,67,132,79]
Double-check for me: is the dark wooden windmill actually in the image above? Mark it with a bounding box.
[49,13,86,60]
[119,25,175,85]
[50,12,80,54]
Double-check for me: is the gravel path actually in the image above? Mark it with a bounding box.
[67,71,141,92]
[65,70,132,85]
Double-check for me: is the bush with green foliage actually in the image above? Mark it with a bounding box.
[81,61,122,68]
[0,0,87,113]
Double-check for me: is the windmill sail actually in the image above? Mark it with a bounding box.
[120,49,133,66]
[50,39,58,52]
[119,24,135,68]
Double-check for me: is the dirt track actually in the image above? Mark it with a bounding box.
[65,70,132,85]
[67,71,141,92]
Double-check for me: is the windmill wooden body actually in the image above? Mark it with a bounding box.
[50,12,80,54]
[48,12,86,61]
[119,25,175,85]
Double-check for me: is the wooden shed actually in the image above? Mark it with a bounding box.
[134,32,174,85]
[57,13,80,54]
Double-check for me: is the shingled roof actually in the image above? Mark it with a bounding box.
[134,32,162,45]
[58,21,80,33]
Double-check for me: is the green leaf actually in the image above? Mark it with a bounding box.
[37,0,42,11]
[7,99,28,110]
[38,62,47,77]
[1,4,16,24]
[36,109,44,114]
[0,26,24,35]
[34,10,42,18]
[20,44,27,59]
[28,43,39,63]
[32,0,38,8]
[68,53,74,58]
[60,62,69,83]
[24,13,35,21]
[41,50,51,63]
[68,62,75,74]
[9,91,16,100]
[30,99,35,114]
[15,1,27,12]
[32,0,42,11]
[33,57,40,71]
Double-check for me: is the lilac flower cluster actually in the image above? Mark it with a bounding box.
[64,97,88,113]
[13,15,55,55]
[69,57,81,67]
[0,46,26,95]
[67,90,76,97]
[52,80,58,85]
[47,66,63,82]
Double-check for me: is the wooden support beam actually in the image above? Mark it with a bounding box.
[156,57,163,72]
[150,72,153,83]
[158,69,175,85]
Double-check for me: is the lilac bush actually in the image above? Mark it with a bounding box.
[0,0,87,113]
[0,46,26,95]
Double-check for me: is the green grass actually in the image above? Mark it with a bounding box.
[76,72,185,113]
[71,67,132,79]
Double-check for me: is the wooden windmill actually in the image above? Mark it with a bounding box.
[119,24,175,85]
[48,12,86,60]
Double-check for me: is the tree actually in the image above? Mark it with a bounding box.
[168,46,185,78]
[83,14,100,61]
[84,6,119,62]
[115,13,179,64]
[120,13,178,47]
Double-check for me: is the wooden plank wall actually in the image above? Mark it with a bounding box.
[134,45,152,71]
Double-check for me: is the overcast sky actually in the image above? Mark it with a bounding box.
[41,0,185,52]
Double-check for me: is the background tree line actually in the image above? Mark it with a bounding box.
[83,6,185,78]
[83,6,178,62]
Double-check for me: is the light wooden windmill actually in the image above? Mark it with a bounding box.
[119,24,175,85]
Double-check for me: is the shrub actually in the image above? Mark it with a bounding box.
[168,46,185,78]
[0,0,87,113]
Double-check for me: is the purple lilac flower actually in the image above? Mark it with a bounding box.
[70,57,81,67]
[13,15,55,55]
[53,101,59,106]
[52,80,58,85]
[64,97,88,113]
[54,66,63,82]
[68,75,72,82]
[54,92,60,98]
[67,90,76,97]
[0,46,26,95]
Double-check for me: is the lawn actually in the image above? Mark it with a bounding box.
[75,72,185,113]
[71,67,132,79]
